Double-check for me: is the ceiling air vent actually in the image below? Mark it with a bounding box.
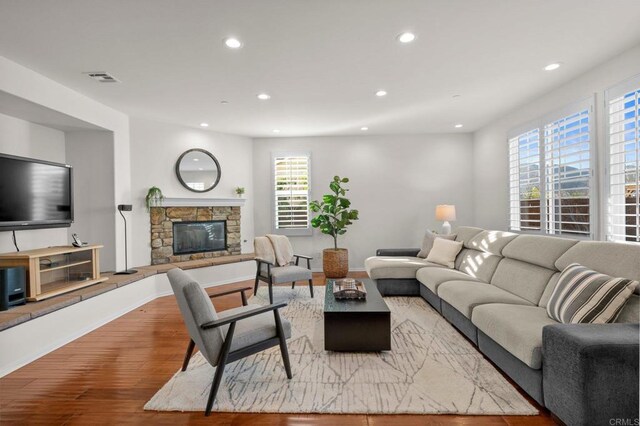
[84,72,120,83]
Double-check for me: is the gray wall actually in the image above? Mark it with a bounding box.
[253,134,475,270]
[65,131,116,271]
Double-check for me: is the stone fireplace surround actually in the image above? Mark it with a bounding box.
[150,206,241,265]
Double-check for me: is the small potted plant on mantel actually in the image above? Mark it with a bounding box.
[145,186,165,212]
[235,186,245,198]
[310,176,359,278]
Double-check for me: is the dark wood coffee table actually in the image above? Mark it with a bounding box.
[324,278,391,351]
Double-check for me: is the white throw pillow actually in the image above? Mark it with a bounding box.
[426,238,464,269]
[417,231,457,258]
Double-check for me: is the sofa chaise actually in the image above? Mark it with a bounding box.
[365,226,639,426]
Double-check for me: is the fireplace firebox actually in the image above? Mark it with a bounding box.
[173,220,227,256]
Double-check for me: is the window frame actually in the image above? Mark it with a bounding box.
[604,74,640,244]
[508,96,597,239]
[270,151,312,236]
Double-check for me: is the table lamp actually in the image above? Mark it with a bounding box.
[435,204,456,235]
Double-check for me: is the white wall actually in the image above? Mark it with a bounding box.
[0,56,131,270]
[65,131,116,271]
[129,117,255,267]
[0,113,69,252]
[253,134,475,269]
[473,44,640,232]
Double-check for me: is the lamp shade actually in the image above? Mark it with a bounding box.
[435,204,456,221]
[117,204,133,212]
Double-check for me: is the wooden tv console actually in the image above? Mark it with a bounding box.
[0,245,107,301]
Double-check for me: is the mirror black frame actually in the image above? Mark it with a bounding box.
[175,148,222,193]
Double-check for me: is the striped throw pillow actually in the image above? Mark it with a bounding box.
[547,263,638,324]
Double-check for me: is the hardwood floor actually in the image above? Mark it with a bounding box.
[0,272,557,425]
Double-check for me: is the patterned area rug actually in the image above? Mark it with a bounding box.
[145,286,537,415]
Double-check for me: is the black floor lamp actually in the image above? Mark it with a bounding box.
[115,204,137,275]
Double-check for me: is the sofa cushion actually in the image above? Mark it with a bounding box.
[555,241,640,294]
[546,263,638,324]
[365,256,441,280]
[466,230,518,256]
[455,249,502,283]
[417,230,457,258]
[437,280,533,318]
[501,235,578,270]
[416,267,480,293]
[472,304,557,369]
[538,273,561,308]
[617,295,640,323]
[454,226,484,247]
[426,238,463,268]
[490,258,556,305]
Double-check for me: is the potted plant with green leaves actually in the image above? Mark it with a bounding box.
[145,186,165,212]
[310,176,359,278]
[235,186,245,198]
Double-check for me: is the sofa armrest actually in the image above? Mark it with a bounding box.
[375,248,420,257]
[542,323,639,426]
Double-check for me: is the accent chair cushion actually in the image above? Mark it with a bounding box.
[270,265,313,284]
[546,263,639,324]
[426,238,463,268]
[365,256,441,280]
[437,280,533,318]
[417,231,457,258]
[218,304,292,353]
[266,234,295,266]
[472,304,558,369]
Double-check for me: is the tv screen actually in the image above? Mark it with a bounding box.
[0,154,73,231]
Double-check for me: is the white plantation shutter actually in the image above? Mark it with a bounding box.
[273,154,310,233]
[606,77,640,243]
[543,107,593,237]
[509,129,542,231]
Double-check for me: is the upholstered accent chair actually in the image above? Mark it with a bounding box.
[167,268,293,416]
[254,235,314,303]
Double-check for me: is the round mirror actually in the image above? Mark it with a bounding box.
[175,149,221,192]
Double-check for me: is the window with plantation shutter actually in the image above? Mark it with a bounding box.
[273,153,311,235]
[508,98,594,238]
[509,129,542,232]
[543,107,593,237]
[606,77,640,243]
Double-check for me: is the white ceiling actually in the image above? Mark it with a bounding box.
[1,0,639,138]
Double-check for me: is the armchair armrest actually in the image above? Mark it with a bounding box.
[543,323,639,426]
[375,248,421,257]
[201,302,288,329]
[209,286,251,306]
[255,258,275,266]
[294,254,313,260]
[294,254,312,269]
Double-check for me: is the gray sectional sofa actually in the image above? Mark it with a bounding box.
[365,226,639,426]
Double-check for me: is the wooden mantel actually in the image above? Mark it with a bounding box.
[159,197,246,207]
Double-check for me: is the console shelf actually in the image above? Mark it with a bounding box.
[0,245,107,301]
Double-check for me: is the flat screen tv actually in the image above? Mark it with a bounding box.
[0,154,73,231]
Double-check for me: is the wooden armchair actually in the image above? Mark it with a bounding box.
[254,235,314,304]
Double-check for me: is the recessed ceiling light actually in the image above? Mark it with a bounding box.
[544,63,561,71]
[454,124,463,128]
[200,122,209,127]
[397,32,416,43]
[257,93,271,100]
[360,127,369,131]
[375,90,387,97]
[223,37,242,49]
[273,129,281,133]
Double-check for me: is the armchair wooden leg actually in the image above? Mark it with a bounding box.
[274,309,292,379]
[205,322,236,416]
[253,274,260,296]
[308,279,314,298]
[268,279,274,304]
[181,339,195,372]
[291,281,296,289]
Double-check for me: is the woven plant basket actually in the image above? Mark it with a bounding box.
[323,248,348,278]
